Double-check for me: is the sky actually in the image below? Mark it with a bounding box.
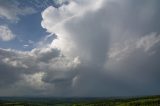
[0,0,160,97]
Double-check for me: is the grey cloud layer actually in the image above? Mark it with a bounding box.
[0,0,160,96]
[0,0,36,21]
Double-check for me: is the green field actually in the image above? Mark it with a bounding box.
[0,95,159,106]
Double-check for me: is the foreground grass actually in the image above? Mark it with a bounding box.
[73,96,160,106]
[0,95,159,106]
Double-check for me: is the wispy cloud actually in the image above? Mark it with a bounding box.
[0,0,36,22]
[0,25,15,41]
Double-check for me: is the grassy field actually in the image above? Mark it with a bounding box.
[0,95,159,106]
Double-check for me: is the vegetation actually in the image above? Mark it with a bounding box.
[0,95,159,106]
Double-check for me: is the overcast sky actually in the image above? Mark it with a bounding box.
[0,0,160,97]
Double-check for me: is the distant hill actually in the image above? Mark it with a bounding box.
[0,95,159,106]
